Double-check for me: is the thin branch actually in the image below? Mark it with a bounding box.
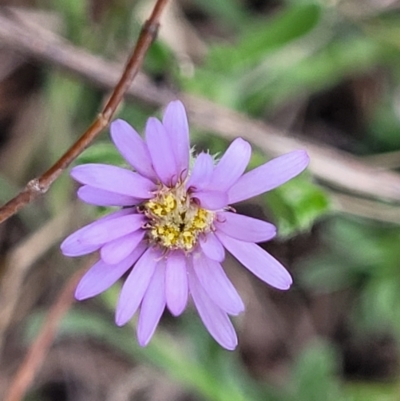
[1,3,400,223]
[0,0,169,224]
[362,149,400,169]
[3,263,91,401]
[331,192,400,224]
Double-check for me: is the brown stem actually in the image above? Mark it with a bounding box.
[0,0,170,225]
[3,264,90,401]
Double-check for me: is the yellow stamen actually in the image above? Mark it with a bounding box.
[144,185,214,251]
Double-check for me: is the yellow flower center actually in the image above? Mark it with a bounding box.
[143,185,214,251]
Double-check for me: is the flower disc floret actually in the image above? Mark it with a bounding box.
[143,184,214,251]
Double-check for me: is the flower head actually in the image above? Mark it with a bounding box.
[61,100,309,350]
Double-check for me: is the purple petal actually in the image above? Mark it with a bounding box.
[228,150,309,204]
[188,264,237,350]
[137,261,166,346]
[192,190,228,210]
[75,242,146,300]
[110,119,157,181]
[145,117,178,185]
[207,138,251,192]
[162,100,190,180]
[165,251,188,316]
[100,230,145,265]
[216,232,292,290]
[60,209,133,256]
[77,185,138,206]
[199,233,225,262]
[71,164,156,199]
[193,253,244,315]
[73,214,144,247]
[115,247,159,326]
[186,152,214,190]
[61,240,98,257]
[215,212,276,243]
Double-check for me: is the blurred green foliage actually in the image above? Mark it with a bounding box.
[300,217,400,335]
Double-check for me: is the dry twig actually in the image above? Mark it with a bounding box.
[331,192,400,223]
[0,0,169,224]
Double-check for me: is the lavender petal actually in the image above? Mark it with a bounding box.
[199,233,225,262]
[193,253,244,315]
[165,251,188,316]
[186,152,214,190]
[162,100,190,180]
[192,190,228,210]
[115,247,159,326]
[215,212,276,243]
[77,185,138,206]
[75,242,146,300]
[110,119,157,181]
[145,117,178,185]
[216,232,292,290]
[207,138,251,191]
[228,150,309,204]
[71,164,156,199]
[60,209,133,256]
[74,214,144,246]
[188,263,238,350]
[100,230,145,265]
[137,261,166,346]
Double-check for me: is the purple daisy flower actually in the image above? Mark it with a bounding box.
[61,100,309,350]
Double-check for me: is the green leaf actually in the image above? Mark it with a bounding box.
[355,277,400,334]
[206,3,322,73]
[345,381,400,401]
[243,36,392,112]
[265,173,330,237]
[191,0,248,31]
[299,218,400,292]
[288,341,345,401]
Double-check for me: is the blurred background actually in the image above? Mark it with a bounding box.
[1,0,400,400]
